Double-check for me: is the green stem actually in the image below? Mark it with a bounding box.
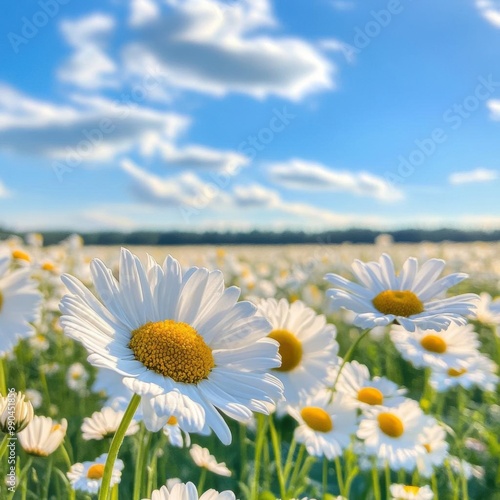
[330,329,370,395]
[0,434,9,460]
[239,423,248,483]
[0,356,6,395]
[283,436,297,485]
[322,458,328,500]
[384,462,391,499]
[334,455,345,495]
[198,468,207,494]
[250,414,268,500]
[344,466,359,498]
[371,466,381,500]
[133,424,149,500]
[289,444,306,491]
[269,416,287,500]
[43,455,53,500]
[431,473,439,500]
[98,394,141,500]
[8,457,33,500]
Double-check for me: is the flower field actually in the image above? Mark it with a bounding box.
[1,235,499,500]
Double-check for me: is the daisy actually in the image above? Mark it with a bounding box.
[144,481,235,500]
[287,390,358,460]
[357,399,427,471]
[390,323,481,370]
[189,444,231,476]
[416,420,449,477]
[429,354,499,392]
[0,391,34,433]
[325,254,477,332]
[18,416,67,456]
[256,298,338,406]
[81,406,140,440]
[472,292,500,325]
[332,360,407,409]
[66,362,90,392]
[0,255,42,355]
[163,415,191,448]
[60,249,283,445]
[389,484,434,499]
[24,389,43,410]
[67,453,124,494]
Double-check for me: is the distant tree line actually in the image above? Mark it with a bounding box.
[2,228,500,246]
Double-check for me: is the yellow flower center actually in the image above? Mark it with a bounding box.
[300,406,333,433]
[42,262,56,272]
[167,416,178,426]
[447,367,467,377]
[12,249,30,262]
[357,387,384,406]
[403,485,421,494]
[87,464,105,480]
[372,290,424,317]
[128,320,214,384]
[377,412,404,438]
[420,335,447,354]
[268,329,303,372]
[423,443,432,453]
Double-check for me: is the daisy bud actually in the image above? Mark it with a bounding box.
[0,390,34,434]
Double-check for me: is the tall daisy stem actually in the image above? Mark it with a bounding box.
[250,414,268,500]
[133,424,149,500]
[330,329,370,395]
[371,466,381,500]
[269,416,287,500]
[99,393,141,500]
[0,356,7,395]
[322,457,328,499]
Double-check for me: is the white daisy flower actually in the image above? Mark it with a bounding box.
[256,298,338,407]
[0,256,42,355]
[325,254,477,332]
[0,391,34,433]
[416,420,449,477]
[24,389,43,410]
[332,360,407,409]
[357,400,427,471]
[81,406,140,440]
[390,323,481,370]
[472,292,500,325]
[429,354,499,392]
[389,484,434,499]
[60,249,283,445]
[189,444,232,477]
[18,416,67,456]
[448,456,484,479]
[163,415,191,448]
[143,481,235,500]
[67,453,124,494]
[66,362,90,392]
[287,390,358,460]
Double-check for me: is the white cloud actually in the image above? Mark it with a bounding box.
[269,159,404,202]
[0,84,188,161]
[129,0,159,26]
[81,210,136,230]
[0,179,11,198]
[121,0,334,100]
[232,184,280,207]
[330,1,356,11]
[487,99,500,118]
[449,168,498,185]
[475,0,500,27]
[58,14,117,89]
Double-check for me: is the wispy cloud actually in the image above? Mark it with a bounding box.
[475,0,500,28]
[448,167,498,185]
[0,179,11,198]
[268,159,404,202]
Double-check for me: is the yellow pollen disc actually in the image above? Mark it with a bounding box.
[357,387,384,406]
[377,412,404,438]
[423,443,432,453]
[87,464,105,480]
[12,249,31,262]
[420,335,447,354]
[300,406,333,433]
[129,320,214,384]
[372,290,424,317]
[447,367,467,377]
[51,424,61,432]
[403,486,421,494]
[268,329,303,372]
[167,416,178,426]
[42,262,56,272]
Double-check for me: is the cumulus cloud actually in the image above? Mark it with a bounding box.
[448,168,498,185]
[120,0,334,100]
[58,14,117,89]
[268,159,404,202]
[475,0,500,27]
[0,179,11,198]
[129,0,159,26]
[0,84,188,160]
[487,99,500,118]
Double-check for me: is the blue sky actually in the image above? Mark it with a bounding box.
[1,0,500,232]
